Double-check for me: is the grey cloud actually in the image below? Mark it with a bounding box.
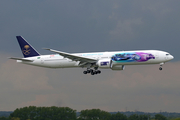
[0,51,179,112]
[0,1,179,56]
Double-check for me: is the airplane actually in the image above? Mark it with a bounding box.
[10,36,174,75]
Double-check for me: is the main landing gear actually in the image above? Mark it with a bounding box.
[159,62,164,71]
[83,68,101,75]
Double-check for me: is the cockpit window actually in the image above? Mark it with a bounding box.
[166,54,170,56]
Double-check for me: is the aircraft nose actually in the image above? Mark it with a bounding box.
[170,55,174,60]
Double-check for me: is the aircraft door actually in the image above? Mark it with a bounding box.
[41,58,44,64]
[155,52,159,59]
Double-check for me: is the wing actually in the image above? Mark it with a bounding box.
[9,57,33,62]
[44,48,97,66]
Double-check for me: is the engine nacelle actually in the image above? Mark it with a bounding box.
[96,59,111,68]
[97,59,125,70]
[109,59,125,70]
[110,64,125,70]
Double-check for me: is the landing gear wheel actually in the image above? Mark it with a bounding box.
[83,68,101,75]
[83,71,87,74]
[87,70,90,73]
[91,72,94,75]
[90,69,93,73]
[97,70,101,74]
[159,62,164,71]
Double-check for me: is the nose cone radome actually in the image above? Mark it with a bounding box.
[170,55,174,60]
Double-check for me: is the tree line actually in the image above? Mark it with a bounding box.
[0,106,179,120]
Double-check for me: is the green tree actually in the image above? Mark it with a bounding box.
[0,116,9,120]
[10,106,76,120]
[128,114,139,120]
[155,114,167,120]
[10,117,20,120]
[171,118,180,120]
[78,109,111,120]
[111,112,127,120]
[128,114,150,120]
[139,115,150,120]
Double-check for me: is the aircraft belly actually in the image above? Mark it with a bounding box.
[21,58,79,68]
[43,59,78,68]
[113,59,160,65]
[60,61,78,68]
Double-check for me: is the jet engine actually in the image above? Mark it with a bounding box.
[110,60,125,70]
[96,59,111,68]
[96,59,125,70]
[110,64,125,70]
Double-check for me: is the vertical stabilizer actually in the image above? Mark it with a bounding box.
[16,36,40,58]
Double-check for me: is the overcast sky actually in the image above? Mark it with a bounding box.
[0,0,180,112]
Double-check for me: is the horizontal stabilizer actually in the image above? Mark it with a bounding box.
[9,57,33,62]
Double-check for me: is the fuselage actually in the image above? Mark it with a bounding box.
[17,50,174,69]
[10,36,174,75]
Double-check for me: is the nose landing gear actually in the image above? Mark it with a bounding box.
[159,62,164,71]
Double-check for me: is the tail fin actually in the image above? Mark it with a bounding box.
[16,36,40,58]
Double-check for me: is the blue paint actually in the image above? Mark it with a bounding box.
[16,36,40,58]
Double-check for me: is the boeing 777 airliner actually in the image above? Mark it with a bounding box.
[10,36,174,75]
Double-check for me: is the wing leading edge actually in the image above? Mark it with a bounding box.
[44,48,97,66]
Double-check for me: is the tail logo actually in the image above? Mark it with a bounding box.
[22,45,30,55]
